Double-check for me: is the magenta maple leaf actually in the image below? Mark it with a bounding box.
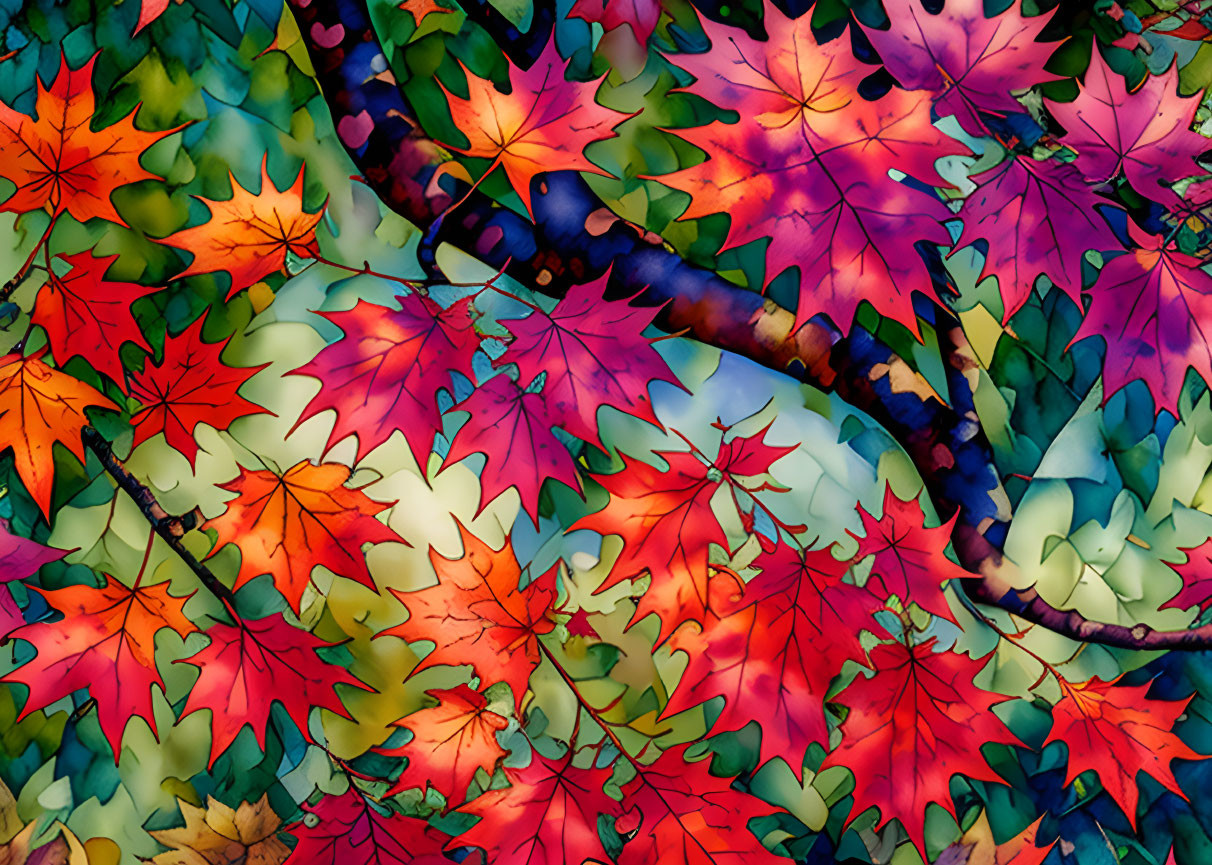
[956,155,1122,319]
[861,0,1060,136]
[1046,46,1209,204]
[1075,223,1212,413]
[1162,539,1212,612]
[442,375,583,526]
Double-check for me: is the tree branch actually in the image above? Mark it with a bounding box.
[289,0,1212,650]
[81,427,238,612]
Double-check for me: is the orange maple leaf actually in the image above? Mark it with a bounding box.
[0,52,178,225]
[160,157,325,298]
[0,354,117,517]
[206,461,404,612]
[382,523,556,712]
[382,684,508,805]
[440,40,632,218]
[399,0,451,25]
[2,575,197,759]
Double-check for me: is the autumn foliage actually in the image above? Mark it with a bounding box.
[1,0,1212,863]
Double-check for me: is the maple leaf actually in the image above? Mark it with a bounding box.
[381,684,508,804]
[955,154,1122,319]
[618,743,782,865]
[860,0,1059,136]
[1074,225,1212,413]
[289,296,480,469]
[177,614,367,766]
[1044,677,1198,827]
[206,461,403,612]
[658,0,966,334]
[452,750,621,865]
[442,375,582,527]
[0,522,67,639]
[500,273,680,446]
[665,545,880,774]
[1046,48,1209,204]
[2,575,197,758]
[284,788,451,865]
[398,0,450,25]
[32,250,159,389]
[0,353,118,518]
[129,315,269,468]
[0,52,177,225]
[160,157,324,298]
[993,817,1056,865]
[439,39,631,218]
[382,523,555,710]
[134,0,171,34]
[849,486,970,622]
[149,795,289,865]
[1162,540,1212,612]
[572,426,795,643]
[820,639,1019,858]
[569,0,664,46]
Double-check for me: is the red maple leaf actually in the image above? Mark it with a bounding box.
[1046,46,1208,204]
[572,426,794,643]
[665,545,880,774]
[381,684,508,804]
[284,788,451,865]
[955,155,1122,319]
[657,0,966,335]
[1075,225,1212,413]
[1162,540,1212,612]
[382,523,556,710]
[451,750,621,865]
[0,52,177,225]
[206,461,404,612]
[860,0,1059,136]
[2,576,197,758]
[849,486,969,623]
[569,0,664,46]
[821,639,1019,858]
[500,273,680,446]
[442,375,582,527]
[290,296,480,469]
[129,315,269,467]
[440,40,631,218]
[1044,677,1198,827]
[32,250,159,388]
[618,743,782,865]
[176,614,367,766]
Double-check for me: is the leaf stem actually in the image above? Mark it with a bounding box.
[0,216,56,304]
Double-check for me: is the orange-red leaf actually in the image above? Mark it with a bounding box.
[440,40,630,218]
[382,523,555,711]
[177,614,367,766]
[382,684,508,804]
[129,316,269,467]
[0,53,177,225]
[2,575,197,758]
[665,545,881,775]
[206,461,404,612]
[452,751,621,865]
[0,353,118,517]
[572,428,794,643]
[618,743,781,865]
[850,486,968,622]
[821,639,1019,858]
[284,788,451,865]
[160,158,324,297]
[1044,677,1198,827]
[33,250,159,388]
